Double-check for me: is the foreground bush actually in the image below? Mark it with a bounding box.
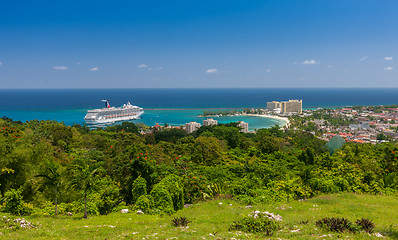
[316,217,375,233]
[229,211,281,236]
[316,217,355,233]
[2,189,33,215]
[131,176,147,204]
[159,174,184,211]
[134,195,154,213]
[150,184,174,214]
[171,216,191,227]
[355,218,375,233]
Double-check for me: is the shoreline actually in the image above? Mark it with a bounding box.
[241,113,290,128]
[199,113,290,129]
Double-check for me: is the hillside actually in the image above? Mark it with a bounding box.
[1,193,398,239]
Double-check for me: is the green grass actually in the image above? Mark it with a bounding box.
[1,193,398,239]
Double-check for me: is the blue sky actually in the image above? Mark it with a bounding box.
[0,0,397,88]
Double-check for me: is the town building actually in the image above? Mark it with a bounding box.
[185,121,201,133]
[203,118,218,126]
[237,121,249,133]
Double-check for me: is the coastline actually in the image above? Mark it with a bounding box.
[199,112,290,129]
[241,113,290,128]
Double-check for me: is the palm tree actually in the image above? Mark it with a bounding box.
[69,156,102,218]
[35,160,62,215]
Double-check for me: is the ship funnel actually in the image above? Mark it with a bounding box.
[101,99,110,108]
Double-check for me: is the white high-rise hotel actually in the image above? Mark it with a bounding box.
[238,121,249,133]
[267,100,302,114]
[203,118,218,126]
[185,122,201,133]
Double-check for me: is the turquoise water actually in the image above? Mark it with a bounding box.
[0,108,284,131]
[138,109,283,130]
[2,88,398,130]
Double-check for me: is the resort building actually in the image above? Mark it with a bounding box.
[281,100,302,113]
[267,101,281,111]
[203,118,218,126]
[185,121,201,133]
[267,99,302,114]
[237,121,249,133]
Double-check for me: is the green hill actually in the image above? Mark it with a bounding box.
[2,193,397,239]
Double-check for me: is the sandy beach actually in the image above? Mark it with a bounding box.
[242,113,290,128]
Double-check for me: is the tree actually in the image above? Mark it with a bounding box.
[131,176,147,204]
[192,136,224,166]
[325,135,345,155]
[377,133,387,141]
[35,160,62,215]
[69,154,102,218]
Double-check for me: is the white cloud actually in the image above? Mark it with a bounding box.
[301,59,318,65]
[206,68,218,73]
[384,66,393,71]
[384,56,393,61]
[137,64,149,68]
[266,69,271,72]
[89,66,99,71]
[157,67,163,70]
[0,61,2,66]
[359,56,368,61]
[53,65,68,70]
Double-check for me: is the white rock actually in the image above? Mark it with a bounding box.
[120,209,129,213]
[137,210,144,214]
[374,232,383,237]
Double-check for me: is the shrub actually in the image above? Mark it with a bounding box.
[171,216,191,227]
[150,183,174,214]
[135,195,154,213]
[71,177,120,215]
[159,174,184,211]
[229,211,280,236]
[32,201,69,216]
[131,176,147,204]
[69,194,101,216]
[316,217,356,233]
[356,218,375,233]
[96,179,120,215]
[2,189,32,215]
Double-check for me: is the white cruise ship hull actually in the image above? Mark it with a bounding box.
[84,101,144,125]
[85,111,144,125]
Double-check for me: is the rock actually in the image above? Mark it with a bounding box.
[219,202,223,206]
[245,205,253,209]
[136,210,144,214]
[67,212,73,216]
[184,204,192,208]
[120,209,129,213]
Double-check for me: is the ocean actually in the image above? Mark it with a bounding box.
[1,88,397,130]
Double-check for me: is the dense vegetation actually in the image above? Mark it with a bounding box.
[0,117,397,219]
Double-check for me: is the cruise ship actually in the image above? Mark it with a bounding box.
[84,100,144,125]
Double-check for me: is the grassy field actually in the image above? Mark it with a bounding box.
[1,193,398,239]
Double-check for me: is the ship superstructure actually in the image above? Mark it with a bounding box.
[84,100,144,125]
